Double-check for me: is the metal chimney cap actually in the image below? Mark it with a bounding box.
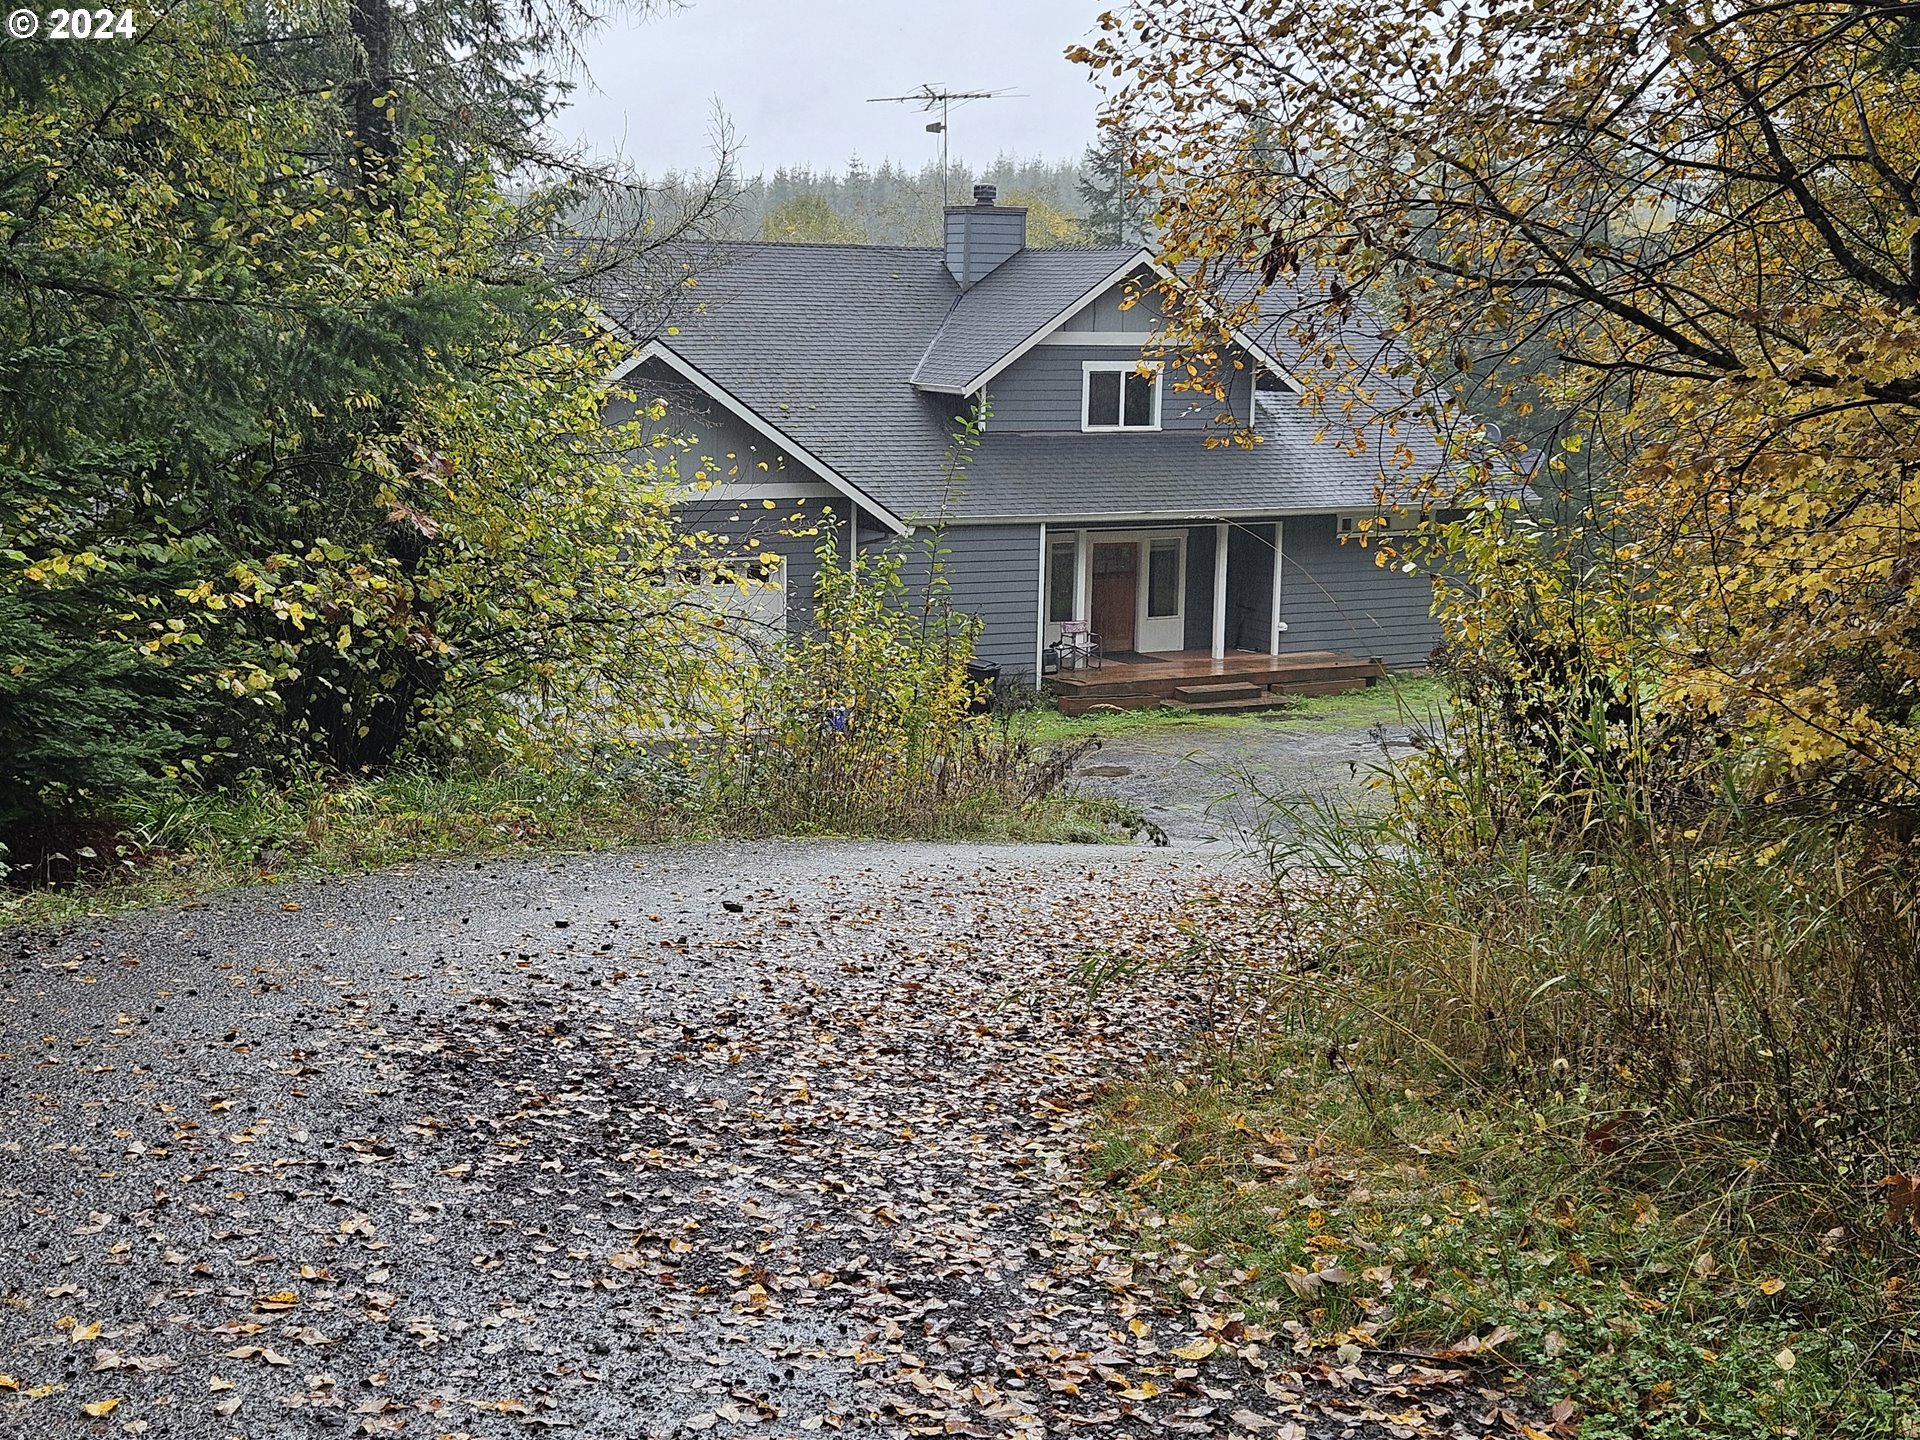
[972,184,997,206]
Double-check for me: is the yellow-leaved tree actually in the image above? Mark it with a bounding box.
[1078,0,1920,812]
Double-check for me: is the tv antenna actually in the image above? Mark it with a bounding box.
[867,84,1017,207]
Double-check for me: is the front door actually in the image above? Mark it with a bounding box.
[1091,542,1138,652]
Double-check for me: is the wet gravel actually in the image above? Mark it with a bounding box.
[0,719,1504,1440]
[2,840,1396,1440]
[1068,717,1421,847]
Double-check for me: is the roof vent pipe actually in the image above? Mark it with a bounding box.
[973,184,997,206]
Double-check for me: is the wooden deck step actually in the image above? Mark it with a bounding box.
[1053,661,1380,699]
[1268,677,1372,698]
[1165,694,1296,714]
[1172,681,1264,703]
[1047,649,1384,715]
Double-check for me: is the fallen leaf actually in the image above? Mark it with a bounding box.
[81,1397,122,1417]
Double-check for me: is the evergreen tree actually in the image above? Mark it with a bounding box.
[1078,133,1148,246]
[0,1,728,869]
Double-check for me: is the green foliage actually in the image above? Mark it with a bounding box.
[636,155,1094,247]
[0,763,683,928]
[1094,1064,1919,1438]
[0,581,204,857]
[758,194,868,244]
[1124,690,1920,1430]
[1000,191,1089,247]
[1077,133,1150,247]
[0,2,722,870]
[693,525,1086,836]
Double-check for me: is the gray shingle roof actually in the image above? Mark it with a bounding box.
[909,248,1141,392]
[945,392,1445,523]
[596,242,971,524]
[590,241,1458,529]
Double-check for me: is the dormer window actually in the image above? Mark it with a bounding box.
[1082,361,1161,432]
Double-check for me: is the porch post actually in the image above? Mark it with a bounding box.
[1073,528,1091,623]
[1035,523,1048,678]
[1269,519,1285,655]
[1211,522,1229,660]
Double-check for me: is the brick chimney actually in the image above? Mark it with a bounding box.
[943,184,1027,288]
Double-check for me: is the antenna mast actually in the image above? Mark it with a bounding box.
[867,84,1014,208]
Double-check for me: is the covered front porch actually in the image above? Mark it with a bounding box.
[1048,648,1383,715]
[1037,517,1387,713]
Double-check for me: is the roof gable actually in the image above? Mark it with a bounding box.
[587,240,1454,527]
[910,249,1149,393]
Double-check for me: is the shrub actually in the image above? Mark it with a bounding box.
[1218,685,1920,1428]
[691,526,1087,836]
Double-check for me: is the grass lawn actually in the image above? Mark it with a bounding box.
[1014,673,1447,744]
[2,759,1146,932]
[1089,1045,1907,1440]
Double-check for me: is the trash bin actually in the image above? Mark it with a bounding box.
[964,660,1000,713]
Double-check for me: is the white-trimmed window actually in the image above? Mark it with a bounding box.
[1082,361,1162,432]
[1046,539,1077,623]
[1145,537,1182,618]
[1338,511,1408,537]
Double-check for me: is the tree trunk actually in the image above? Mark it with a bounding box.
[348,0,397,191]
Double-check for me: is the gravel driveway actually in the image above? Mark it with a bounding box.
[1067,715,1421,848]
[0,836,1491,1439]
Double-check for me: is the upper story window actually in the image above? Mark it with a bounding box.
[1338,510,1410,537]
[1082,361,1161,432]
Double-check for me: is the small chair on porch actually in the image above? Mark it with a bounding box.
[1057,620,1103,671]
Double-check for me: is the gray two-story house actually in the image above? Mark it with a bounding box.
[591,186,1445,709]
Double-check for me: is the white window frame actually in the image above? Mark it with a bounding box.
[1044,536,1078,625]
[1338,510,1406,537]
[1081,360,1163,433]
[1143,535,1185,622]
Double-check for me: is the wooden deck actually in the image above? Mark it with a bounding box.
[1048,648,1383,715]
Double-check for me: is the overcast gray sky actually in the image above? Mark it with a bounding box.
[552,0,1113,177]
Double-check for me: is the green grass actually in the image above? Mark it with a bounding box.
[1015,674,1445,744]
[1085,707,1920,1437]
[0,768,658,929]
[1,762,1142,931]
[1091,1051,1915,1439]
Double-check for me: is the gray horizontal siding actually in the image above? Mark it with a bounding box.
[866,523,1042,683]
[1176,517,1433,665]
[1180,522,1283,653]
[1056,278,1162,332]
[1279,514,1439,669]
[1226,521,1280,652]
[987,345,1246,434]
[611,359,850,607]
[676,497,846,608]
[605,368,829,492]
[1183,525,1215,652]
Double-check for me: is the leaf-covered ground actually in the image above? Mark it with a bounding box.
[1,840,1513,1438]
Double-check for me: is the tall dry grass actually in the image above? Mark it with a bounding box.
[1248,688,1920,1283]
